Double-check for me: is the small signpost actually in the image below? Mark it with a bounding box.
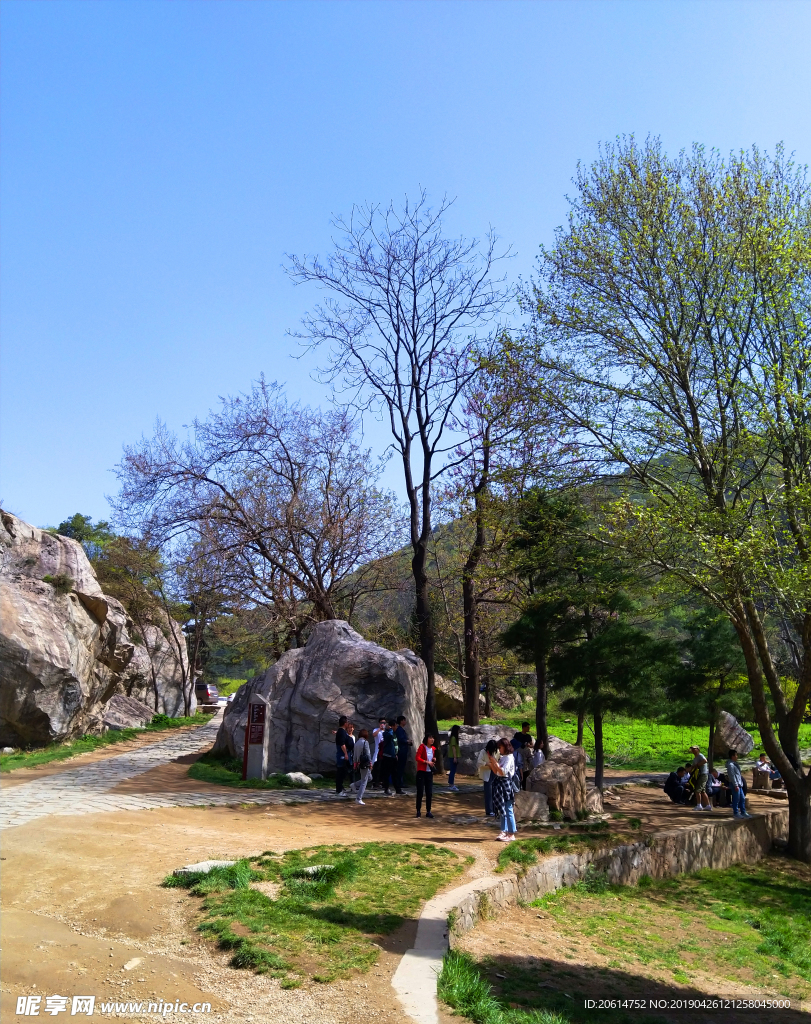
[241,693,269,780]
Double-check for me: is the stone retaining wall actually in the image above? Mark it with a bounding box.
[449,808,788,944]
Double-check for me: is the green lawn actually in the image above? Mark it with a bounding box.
[214,677,247,697]
[440,857,811,1023]
[0,712,214,773]
[439,710,811,773]
[187,749,333,790]
[165,842,467,986]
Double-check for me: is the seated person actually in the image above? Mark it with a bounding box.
[707,767,723,804]
[755,752,782,782]
[664,766,689,803]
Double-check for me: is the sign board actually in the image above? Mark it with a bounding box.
[242,694,270,781]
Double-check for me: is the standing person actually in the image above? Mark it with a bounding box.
[379,720,398,796]
[488,738,518,842]
[415,734,436,818]
[447,725,461,792]
[335,716,351,796]
[726,750,751,818]
[370,717,387,790]
[689,745,712,812]
[394,715,412,795]
[353,728,373,806]
[345,721,357,792]
[476,739,498,816]
[531,738,545,770]
[512,722,533,754]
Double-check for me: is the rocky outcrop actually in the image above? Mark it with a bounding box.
[214,620,427,775]
[713,711,755,758]
[102,695,155,731]
[439,724,505,775]
[0,510,191,747]
[527,744,588,819]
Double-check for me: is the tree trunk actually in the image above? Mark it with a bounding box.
[594,710,605,793]
[413,541,442,770]
[461,474,488,727]
[576,712,585,747]
[483,670,492,717]
[707,721,716,772]
[462,574,480,727]
[786,786,811,864]
[535,656,550,757]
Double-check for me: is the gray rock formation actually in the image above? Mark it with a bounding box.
[102,695,155,731]
[713,710,755,758]
[214,620,427,775]
[0,510,191,747]
[527,744,588,819]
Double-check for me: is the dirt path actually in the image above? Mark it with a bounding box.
[1,747,788,1024]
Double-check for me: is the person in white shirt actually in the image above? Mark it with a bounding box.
[370,717,387,790]
[531,738,545,770]
[488,738,518,841]
[476,740,498,816]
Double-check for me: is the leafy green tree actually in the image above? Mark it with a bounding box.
[501,489,585,755]
[665,606,750,769]
[551,612,676,791]
[517,137,811,859]
[51,513,115,561]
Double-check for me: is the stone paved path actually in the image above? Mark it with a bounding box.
[0,712,388,830]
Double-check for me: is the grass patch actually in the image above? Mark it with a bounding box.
[166,842,463,985]
[215,678,247,697]
[187,750,333,789]
[528,856,811,1000]
[438,949,666,1024]
[0,712,214,773]
[495,832,618,874]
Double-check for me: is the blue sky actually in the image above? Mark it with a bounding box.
[2,0,809,528]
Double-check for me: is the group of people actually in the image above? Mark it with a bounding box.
[663,744,770,818]
[334,716,542,840]
[334,714,414,805]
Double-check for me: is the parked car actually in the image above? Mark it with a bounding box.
[194,681,219,706]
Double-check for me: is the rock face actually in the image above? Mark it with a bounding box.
[0,510,191,747]
[439,724,505,775]
[102,695,155,731]
[527,744,588,819]
[214,620,427,775]
[713,711,755,758]
[434,675,482,718]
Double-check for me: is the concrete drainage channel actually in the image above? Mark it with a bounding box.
[391,806,790,1024]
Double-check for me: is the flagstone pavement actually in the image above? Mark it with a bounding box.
[0,712,378,830]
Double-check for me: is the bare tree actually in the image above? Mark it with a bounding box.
[287,191,511,750]
[113,380,400,642]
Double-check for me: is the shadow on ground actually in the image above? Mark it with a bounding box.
[472,952,805,1024]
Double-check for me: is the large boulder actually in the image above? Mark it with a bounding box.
[527,744,588,819]
[213,620,427,775]
[434,675,484,719]
[713,711,755,758]
[438,724,505,775]
[0,510,191,747]
[102,694,155,731]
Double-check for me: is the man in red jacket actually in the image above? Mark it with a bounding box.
[415,735,436,818]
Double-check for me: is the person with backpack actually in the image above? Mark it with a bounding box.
[353,728,373,805]
[689,745,713,812]
[394,715,412,795]
[379,719,398,796]
[335,715,351,796]
[415,734,436,818]
[488,737,518,842]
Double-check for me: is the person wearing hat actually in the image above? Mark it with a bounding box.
[689,745,712,812]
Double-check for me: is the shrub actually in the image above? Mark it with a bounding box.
[42,573,73,595]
